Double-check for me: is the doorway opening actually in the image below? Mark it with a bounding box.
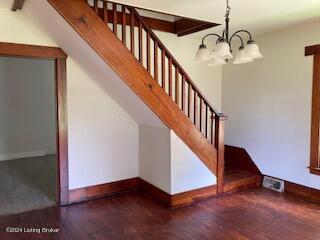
[0,42,68,215]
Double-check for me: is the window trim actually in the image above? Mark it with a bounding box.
[306,44,320,176]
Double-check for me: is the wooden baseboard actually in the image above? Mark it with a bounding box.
[69,177,218,207]
[69,177,140,204]
[67,175,320,206]
[139,178,217,208]
[285,180,320,203]
[138,179,172,206]
[171,185,217,208]
[264,175,320,203]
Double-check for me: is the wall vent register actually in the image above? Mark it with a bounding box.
[262,176,284,193]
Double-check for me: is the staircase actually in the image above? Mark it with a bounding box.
[47,0,227,193]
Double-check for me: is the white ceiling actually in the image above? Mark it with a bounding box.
[1,0,320,38]
[113,0,320,36]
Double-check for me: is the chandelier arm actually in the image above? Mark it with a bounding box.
[229,34,244,51]
[229,30,252,44]
[201,33,223,45]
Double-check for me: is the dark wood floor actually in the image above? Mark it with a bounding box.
[1,188,320,240]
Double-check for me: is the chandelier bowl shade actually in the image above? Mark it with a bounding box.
[214,41,233,59]
[244,40,263,59]
[233,47,253,64]
[194,44,211,62]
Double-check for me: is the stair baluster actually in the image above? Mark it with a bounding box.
[84,0,226,191]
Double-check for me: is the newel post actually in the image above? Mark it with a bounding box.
[215,114,228,195]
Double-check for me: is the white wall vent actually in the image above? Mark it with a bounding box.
[262,176,284,193]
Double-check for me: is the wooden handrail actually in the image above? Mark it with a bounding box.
[91,0,226,150]
[48,0,221,178]
[127,6,220,116]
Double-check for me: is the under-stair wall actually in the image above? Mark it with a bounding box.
[139,126,216,195]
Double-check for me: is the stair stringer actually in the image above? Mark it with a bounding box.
[47,0,218,176]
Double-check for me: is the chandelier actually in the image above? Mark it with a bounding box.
[195,0,263,66]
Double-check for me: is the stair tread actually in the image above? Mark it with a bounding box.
[223,169,262,193]
[225,169,261,183]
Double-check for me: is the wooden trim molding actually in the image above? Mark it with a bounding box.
[139,179,217,208]
[309,167,320,176]
[305,44,320,56]
[0,42,69,205]
[223,174,262,194]
[139,179,171,206]
[171,185,217,207]
[92,2,219,37]
[285,180,320,203]
[215,115,227,195]
[174,19,217,37]
[0,42,67,59]
[305,45,320,175]
[55,58,69,205]
[69,178,140,204]
[265,175,320,204]
[11,0,25,11]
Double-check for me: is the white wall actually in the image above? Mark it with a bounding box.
[170,131,216,194]
[0,9,56,45]
[222,19,320,189]
[139,126,216,195]
[0,57,56,161]
[67,61,139,188]
[139,125,171,192]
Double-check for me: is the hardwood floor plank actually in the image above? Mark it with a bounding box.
[1,189,320,240]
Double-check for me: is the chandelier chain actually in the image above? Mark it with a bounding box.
[225,0,231,18]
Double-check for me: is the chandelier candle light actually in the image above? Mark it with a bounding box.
[195,0,263,66]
